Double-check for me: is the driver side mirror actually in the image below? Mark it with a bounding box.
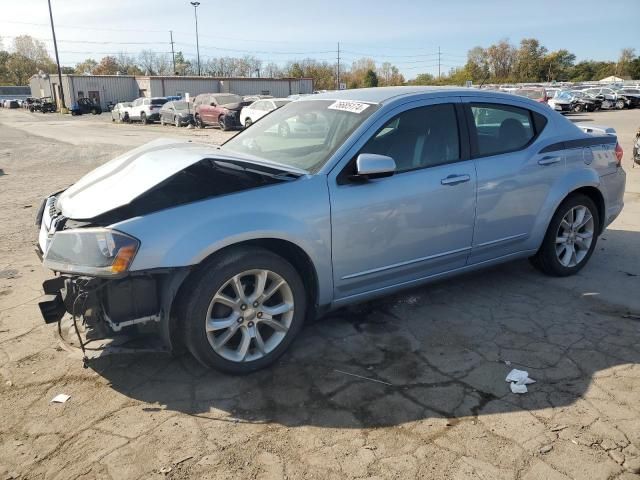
[355,153,396,180]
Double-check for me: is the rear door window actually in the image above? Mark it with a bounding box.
[469,104,544,157]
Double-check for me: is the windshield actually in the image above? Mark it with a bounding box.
[514,89,544,100]
[173,101,191,111]
[274,100,291,108]
[221,99,379,173]
[557,92,574,101]
[215,94,242,105]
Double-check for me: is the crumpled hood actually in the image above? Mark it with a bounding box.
[56,138,304,220]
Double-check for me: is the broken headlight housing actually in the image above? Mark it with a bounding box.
[43,228,139,277]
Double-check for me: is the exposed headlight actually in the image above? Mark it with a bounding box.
[43,228,139,277]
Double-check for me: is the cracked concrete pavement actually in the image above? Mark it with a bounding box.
[0,108,639,479]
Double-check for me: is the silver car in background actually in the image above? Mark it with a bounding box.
[36,87,626,373]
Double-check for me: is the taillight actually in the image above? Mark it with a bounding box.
[614,142,623,166]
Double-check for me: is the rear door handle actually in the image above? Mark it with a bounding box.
[441,174,471,186]
[538,156,561,166]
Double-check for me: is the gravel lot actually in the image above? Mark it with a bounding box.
[1,107,639,480]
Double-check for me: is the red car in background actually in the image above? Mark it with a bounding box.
[193,93,251,131]
[513,88,548,104]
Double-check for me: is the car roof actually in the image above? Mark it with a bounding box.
[302,86,520,105]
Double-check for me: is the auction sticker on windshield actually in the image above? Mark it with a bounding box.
[328,100,371,114]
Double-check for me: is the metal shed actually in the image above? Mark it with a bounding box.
[30,74,314,109]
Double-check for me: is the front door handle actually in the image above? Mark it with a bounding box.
[538,156,561,166]
[441,174,471,186]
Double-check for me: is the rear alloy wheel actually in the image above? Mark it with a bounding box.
[530,194,598,277]
[175,116,181,127]
[573,103,584,113]
[180,247,306,373]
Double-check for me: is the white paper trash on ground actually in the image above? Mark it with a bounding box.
[505,369,536,394]
[50,394,71,403]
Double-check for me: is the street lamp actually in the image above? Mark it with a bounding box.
[190,2,201,76]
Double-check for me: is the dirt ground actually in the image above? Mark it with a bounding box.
[0,106,639,480]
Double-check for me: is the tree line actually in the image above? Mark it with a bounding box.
[1,35,638,90]
[411,39,640,86]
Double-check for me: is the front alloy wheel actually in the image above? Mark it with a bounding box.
[206,270,294,363]
[180,247,306,373]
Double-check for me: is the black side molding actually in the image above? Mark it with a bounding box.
[539,136,617,154]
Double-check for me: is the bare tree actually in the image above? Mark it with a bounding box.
[486,39,516,80]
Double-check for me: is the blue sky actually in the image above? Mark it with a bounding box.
[1,0,638,78]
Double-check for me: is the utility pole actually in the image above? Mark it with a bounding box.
[336,42,340,89]
[170,30,176,75]
[190,2,201,76]
[47,0,66,111]
[438,46,441,79]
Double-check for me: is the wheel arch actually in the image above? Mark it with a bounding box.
[167,237,321,353]
[566,186,605,234]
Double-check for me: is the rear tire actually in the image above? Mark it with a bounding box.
[615,99,625,110]
[175,116,181,127]
[530,194,599,277]
[140,112,148,124]
[178,247,307,374]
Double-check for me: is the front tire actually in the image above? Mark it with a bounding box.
[219,115,229,131]
[175,116,181,127]
[615,99,625,110]
[530,194,599,277]
[178,247,307,374]
[140,112,148,124]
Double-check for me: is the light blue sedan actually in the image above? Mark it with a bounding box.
[37,87,626,373]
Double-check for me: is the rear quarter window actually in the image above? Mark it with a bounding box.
[470,103,548,157]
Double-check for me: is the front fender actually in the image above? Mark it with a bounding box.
[525,166,602,251]
[113,175,333,305]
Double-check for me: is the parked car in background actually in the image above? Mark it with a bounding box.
[70,98,102,116]
[513,88,548,104]
[615,88,640,109]
[634,127,640,167]
[193,93,251,130]
[110,102,132,122]
[4,99,19,109]
[243,95,274,103]
[240,98,291,127]
[568,91,602,112]
[581,87,626,110]
[22,98,37,110]
[128,97,168,124]
[159,100,194,127]
[633,128,640,165]
[36,87,625,373]
[29,97,56,113]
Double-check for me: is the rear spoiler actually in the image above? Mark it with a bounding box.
[576,124,616,136]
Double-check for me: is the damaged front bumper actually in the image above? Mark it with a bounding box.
[37,269,190,352]
[36,193,190,351]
